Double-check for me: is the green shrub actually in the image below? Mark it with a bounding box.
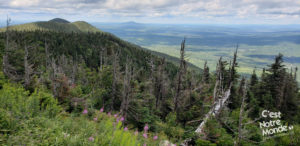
[0,108,16,133]
[156,112,184,143]
[196,139,217,146]
[29,89,61,118]
[0,83,29,118]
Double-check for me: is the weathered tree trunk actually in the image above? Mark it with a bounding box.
[70,59,77,85]
[154,58,167,109]
[103,47,107,66]
[195,83,232,133]
[51,58,59,97]
[3,17,10,74]
[229,46,238,84]
[24,45,33,88]
[174,39,186,113]
[195,49,239,134]
[45,39,50,71]
[196,58,233,134]
[149,57,155,96]
[71,53,79,84]
[236,79,247,146]
[121,57,132,121]
[111,50,119,110]
[213,57,223,101]
[2,16,16,79]
[99,48,104,71]
[60,54,67,74]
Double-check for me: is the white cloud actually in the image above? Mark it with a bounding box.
[10,0,40,7]
[0,0,300,24]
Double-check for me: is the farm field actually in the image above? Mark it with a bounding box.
[94,22,300,80]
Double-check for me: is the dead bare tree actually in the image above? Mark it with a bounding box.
[195,50,238,134]
[213,57,224,101]
[174,38,186,113]
[236,78,247,146]
[155,58,167,109]
[229,45,238,85]
[219,78,262,146]
[149,57,155,97]
[99,47,104,71]
[45,39,50,71]
[120,56,133,121]
[3,16,11,76]
[70,55,77,85]
[51,57,59,97]
[2,16,19,80]
[103,47,108,66]
[111,49,120,110]
[24,44,34,88]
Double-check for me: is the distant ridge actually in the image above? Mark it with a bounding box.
[0,18,101,33]
[122,21,140,25]
[120,21,145,29]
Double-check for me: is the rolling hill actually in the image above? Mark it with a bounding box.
[0,18,201,72]
[0,18,101,33]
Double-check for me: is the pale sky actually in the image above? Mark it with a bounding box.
[1,0,300,24]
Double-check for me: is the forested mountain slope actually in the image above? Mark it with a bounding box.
[0,19,299,146]
[0,18,200,71]
[0,18,101,33]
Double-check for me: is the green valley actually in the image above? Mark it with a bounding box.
[93,23,300,81]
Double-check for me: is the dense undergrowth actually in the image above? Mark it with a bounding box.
[0,73,165,145]
[1,60,300,146]
[0,29,299,145]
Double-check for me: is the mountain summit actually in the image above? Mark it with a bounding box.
[0,18,100,33]
[49,18,70,23]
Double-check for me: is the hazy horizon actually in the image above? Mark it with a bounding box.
[2,19,300,27]
[1,0,300,25]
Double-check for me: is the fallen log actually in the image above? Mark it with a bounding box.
[195,84,232,134]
